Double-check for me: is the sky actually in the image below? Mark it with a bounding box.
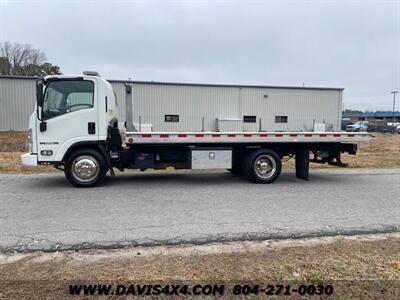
[0,0,399,111]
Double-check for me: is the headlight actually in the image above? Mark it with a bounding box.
[27,128,32,152]
[27,128,32,143]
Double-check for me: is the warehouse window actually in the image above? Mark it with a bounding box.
[275,116,288,123]
[165,114,179,122]
[243,115,257,123]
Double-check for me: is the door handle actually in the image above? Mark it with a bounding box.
[88,122,96,134]
[40,121,47,132]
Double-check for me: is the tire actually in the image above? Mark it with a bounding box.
[64,148,108,187]
[242,149,281,183]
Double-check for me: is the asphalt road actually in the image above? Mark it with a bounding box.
[0,169,399,252]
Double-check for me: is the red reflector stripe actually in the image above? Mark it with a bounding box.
[305,134,313,137]
[333,134,341,137]
[195,134,204,137]
[244,134,252,137]
[160,134,169,138]
[227,134,236,137]
[142,134,152,138]
[212,134,221,137]
[320,134,327,137]
[177,134,187,138]
[348,134,355,137]
[275,134,283,137]
[289,134,298,137]
[260,134,268,137]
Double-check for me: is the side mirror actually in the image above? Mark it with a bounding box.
[36,82,44,107]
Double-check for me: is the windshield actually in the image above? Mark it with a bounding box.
[42,80,94,120]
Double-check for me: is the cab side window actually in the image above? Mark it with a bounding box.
[42,80,94,120]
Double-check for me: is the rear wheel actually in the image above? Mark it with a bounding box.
[243,149,281,183]
[64,148,108,187]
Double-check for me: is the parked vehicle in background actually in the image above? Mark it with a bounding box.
[341,118,353,130]
[346,121,369,132]
[386,123,400,134]
[367,121,393,133]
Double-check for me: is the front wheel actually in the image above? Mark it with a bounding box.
[242,149,281,183]
[64,148,108,187]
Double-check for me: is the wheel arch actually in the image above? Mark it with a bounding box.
[234,145,285,159]
[62,141,110,166]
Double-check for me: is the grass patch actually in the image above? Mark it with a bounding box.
[1,235,399,298]
[283,132,400,169]
[0,131,27,152]
[0,152,55,173]
[0,131,55,173]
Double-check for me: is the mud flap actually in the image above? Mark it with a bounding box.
[295,148,309,180]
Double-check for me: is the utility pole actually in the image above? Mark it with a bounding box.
[391,91,399,133]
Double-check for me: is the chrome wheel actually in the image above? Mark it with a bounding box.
[71,155,99,183]
[254,154,277,179]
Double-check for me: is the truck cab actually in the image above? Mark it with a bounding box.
[21,72,117,185]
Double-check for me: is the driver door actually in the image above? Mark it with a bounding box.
[37,79,99,163]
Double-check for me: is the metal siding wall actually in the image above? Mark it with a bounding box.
[0,78,36,131]
[240,88,341,132]
[131,84,341,132]
[0,77,342,132]
[110,82,126,126]
[0,79,126,131]
[132,84,240,132]
[240,88,266,132]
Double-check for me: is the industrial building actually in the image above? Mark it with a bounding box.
[0,75,128,131]
[128,82,342,132]
[1,75,343,132]
[342,111,400,123]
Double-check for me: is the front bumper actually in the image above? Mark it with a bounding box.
[21,153,38,166]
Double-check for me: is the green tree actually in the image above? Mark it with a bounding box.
[0,56,11,75]
[0,41,62,76]
[40,62,61,75]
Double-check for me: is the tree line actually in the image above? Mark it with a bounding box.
[0,41,61,76]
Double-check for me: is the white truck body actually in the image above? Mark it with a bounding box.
[21,73,373,187]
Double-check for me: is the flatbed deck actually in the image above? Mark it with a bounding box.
[125,131,374,144]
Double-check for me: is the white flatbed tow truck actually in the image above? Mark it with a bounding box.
[21,72,373,187]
